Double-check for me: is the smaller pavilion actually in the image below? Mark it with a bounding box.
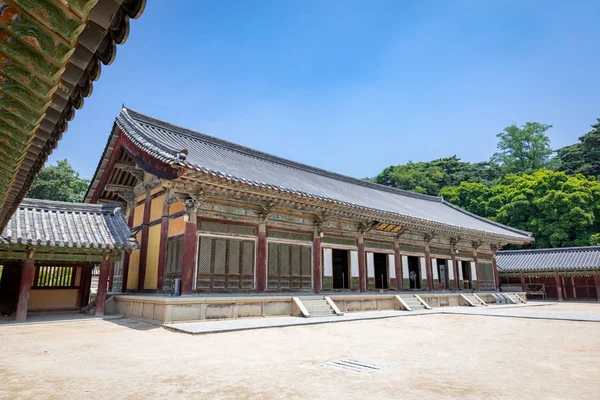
[497,246,600,301]
[0,198,136,321]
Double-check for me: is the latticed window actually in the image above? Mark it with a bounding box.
[164,237,184,292]
[196,236,255,291]
[112,260,123,293]
[267,242,312,291]
[34,266,77,288]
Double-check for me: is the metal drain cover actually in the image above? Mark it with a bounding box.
[323,358,386,373]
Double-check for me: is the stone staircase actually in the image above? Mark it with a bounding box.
[507,292,526,304]
[398,294,431,310]
[461,293,486,306]
[300,296,340,317]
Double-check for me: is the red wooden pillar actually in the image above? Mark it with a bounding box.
[394,240,402,291]
[555,271,564,301]
[594,272,600,302]
[156,194,171,293]
[79,265,92,308]
[137,187,152,292]
[520,271,527,292]
[491,248,500,291]
[358,235,366,293]
[450,250,459,291]
[15,252,35,321]
[181,210,198,295]
[312,228,322,294]
[95,255,111,316]
[256,223,267,293]
[424,242,433,291]
[121,205,135,292]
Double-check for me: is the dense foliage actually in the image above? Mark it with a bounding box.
[373,118,600,248]
[27,160,89,203]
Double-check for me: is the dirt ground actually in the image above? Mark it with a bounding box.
[0,303,599,400]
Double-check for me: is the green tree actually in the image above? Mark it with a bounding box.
[556,118,600,178]
[441,169,600,248]
[374,156,501,196]
[27,160,89,203]
[492,122,553,174]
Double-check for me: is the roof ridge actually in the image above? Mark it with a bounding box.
[21,198,119,213]
[123,107,444,203]
[498,246,600,254]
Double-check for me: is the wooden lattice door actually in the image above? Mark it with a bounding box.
[267,242,312,291]
[196,236,255,291]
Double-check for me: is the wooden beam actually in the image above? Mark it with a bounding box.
[105,183,135,192]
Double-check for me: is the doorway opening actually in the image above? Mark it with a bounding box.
[461,261,471,289]
[332,249,349,289]
[374,253,388,289]
[407,256,420,289]
[436,259,449,290]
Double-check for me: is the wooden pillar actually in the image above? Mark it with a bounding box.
[95,254,111,316]
[15,251,35,321]
[137,186,152,292]
[312,227,322,294]
[358,234,366,293]
[256,223,267,293]
[394,240,402,291]
[424,241,433,291]
[594,272,600,302]
[156,192,172,293]
[79,264,92,308]
[181,202,198,295]
[121,203,135,292]
[555,271,563,301]
[520,271,527,292]
[450,240,459,291]
[491,247,500,291]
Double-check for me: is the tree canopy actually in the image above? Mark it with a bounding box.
[27,160,89,203]
[492,122,553,174]
[374,156,501,196]
[556,118,600,178]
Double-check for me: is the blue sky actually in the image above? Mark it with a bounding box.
[50,0,600,180]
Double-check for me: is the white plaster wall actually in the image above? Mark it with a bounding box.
[432,259,439,280]
[350,250,359,277]
[323,248,333,277]
[471,261,478,280]
[402,256,409,279]
[458,262,464,280]
[448,260,454,280]
[388,254,395,278]
[367,252,375,278]
[419,257,427,280]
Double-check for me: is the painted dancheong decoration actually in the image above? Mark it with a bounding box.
[0,0,146,232]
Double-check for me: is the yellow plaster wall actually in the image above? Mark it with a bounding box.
[133,204,145,227]
[151,187,162,196]
[144,224,161,290]
[169,202,184,215]
[168,217,185,237]
[29,289,79,310]
[150,195,165,222]
[127,232,142,290]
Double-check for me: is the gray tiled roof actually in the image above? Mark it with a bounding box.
[497,247,600,272]
[0,198,137,250]
[114,107,531,241]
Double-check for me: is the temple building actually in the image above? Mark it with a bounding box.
[0,198,136,320]
[84,107,532,311]
[498,247,600,301]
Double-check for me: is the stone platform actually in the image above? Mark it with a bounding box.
[111,291,527,324]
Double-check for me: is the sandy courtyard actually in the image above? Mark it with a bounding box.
[0,303,599,400]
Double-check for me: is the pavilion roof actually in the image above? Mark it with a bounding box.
[87,107,533,244]
[1,198,137,250]
[0,0,146,232]
[497,246,600,272]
